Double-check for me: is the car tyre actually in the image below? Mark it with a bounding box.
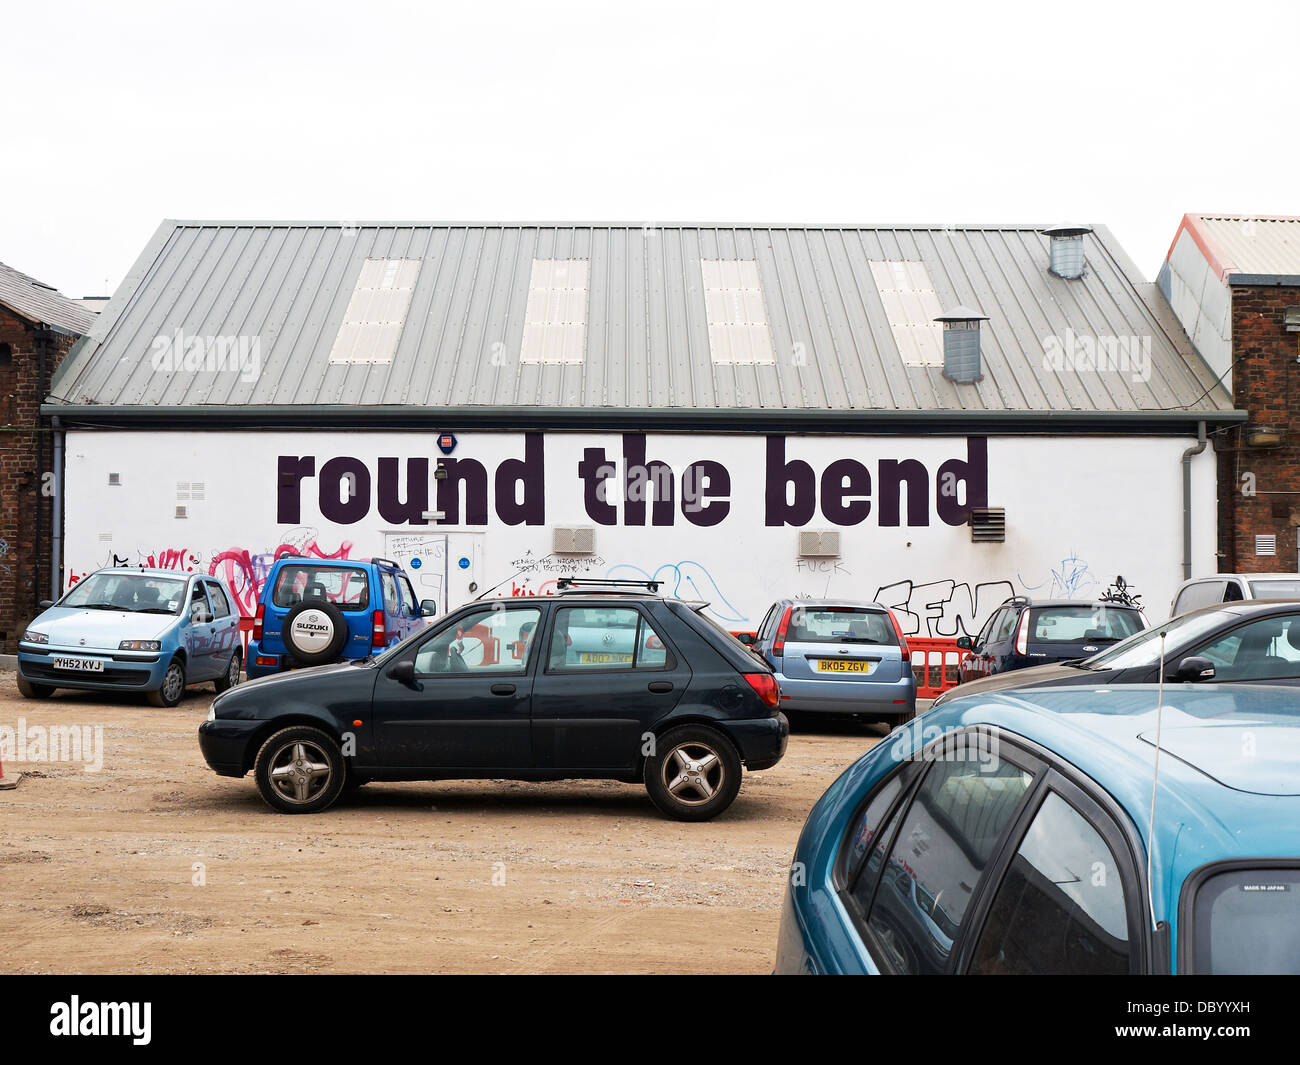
[147,657,187,708]
[16,674,54,699]
[253,726,346,814]
[643,724,742,822]
[214,650,242,693]
[281,599,350,667]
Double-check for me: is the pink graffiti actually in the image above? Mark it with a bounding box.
[143,548,198,572]
[209,539,353,618]
[509,580,558,597]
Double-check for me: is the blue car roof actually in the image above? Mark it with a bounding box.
[922,683,1300,924]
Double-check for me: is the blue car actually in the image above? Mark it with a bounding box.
[245,555,433,679]
[17,568,243,707]
[744,599,917,723]
[776,683,1300,974]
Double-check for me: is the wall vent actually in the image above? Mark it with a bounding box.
[1255,533,1277,557]
[107,472,120,486]
[553,526,596,555]
[970,507,1006,542]
[174,505,188,520]
[797,530,841,558]
[935,305,988,384]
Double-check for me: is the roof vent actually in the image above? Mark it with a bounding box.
[934,305,988,384]
[969,507,1005,543]
[1040,223,1093,280]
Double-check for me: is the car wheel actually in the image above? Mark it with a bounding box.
[643,724,742,822]
[281,600,350,667]
[891,704,917,725]
[214,650,242,693]
[16,674,54,699]
[341,773,369,792]
[253,726,345,814]
[147,657,187,708]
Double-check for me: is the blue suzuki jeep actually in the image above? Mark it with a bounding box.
[245,556,434,678]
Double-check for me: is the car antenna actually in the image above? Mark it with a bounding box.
[1146,629,1168,934]
[472,567,530,602]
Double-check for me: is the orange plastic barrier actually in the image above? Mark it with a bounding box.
[908,638,971,699]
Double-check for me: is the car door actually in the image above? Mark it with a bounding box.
[369,603,543,770]
[530,603,691,772]
[184,580,220,680]
[969,608,1013,678]
[204,580,240,668]
[397,572,422,640]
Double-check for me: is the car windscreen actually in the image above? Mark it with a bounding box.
[272,565,369,609]
[1190,865,1300,974]
[786,608,895,645]
[1028,606,1144,644]
[1079,609,1231,670]
[1248,579,1300,599]
[61,572,187,614]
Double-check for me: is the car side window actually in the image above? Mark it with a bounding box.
[844,762,924,898]
[968,791,1133,974]
[757,604,777,641]
[972,611,999,648]
[1222,581,1245,603]
[1194,614,1300,680]
[398,575,419,616]
[413,606,541,676]
[380,572,400,614]
[188,582,212,622]
[992,607,1020,644]
[1175,581,1225,615]
[546,606,674,672]
[206,582,231,618]
[862,742,1035,974]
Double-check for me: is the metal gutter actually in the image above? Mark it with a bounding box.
[1181,421,1208,580]
[39,402,1248,435]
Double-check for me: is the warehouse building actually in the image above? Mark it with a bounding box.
[43,221,1240,635]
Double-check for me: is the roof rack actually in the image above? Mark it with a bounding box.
[555,577,662,594]
[370,557,400,569]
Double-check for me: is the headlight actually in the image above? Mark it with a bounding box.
[119,639,162,651]
[23,630,48,644]
[206,706,216,722]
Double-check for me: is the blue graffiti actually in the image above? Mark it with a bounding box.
[605,561,746,623]
[1019,550,1101,599]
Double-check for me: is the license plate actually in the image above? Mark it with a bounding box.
[816,658,873,674]
[52,656,105,672]
[578,652,634,665]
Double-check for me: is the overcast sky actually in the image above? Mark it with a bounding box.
[5,0,1296,298]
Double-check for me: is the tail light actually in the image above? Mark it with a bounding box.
[772,607,793,656]
[1015,610,1031,656]
[372,609,387,648]
[252,603,265,641]
[743,672,780,708]
[886,609,911,658]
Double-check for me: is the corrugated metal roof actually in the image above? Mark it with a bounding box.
[48,220,1232,418]
[0,262,95,335]
[1175,214,1300,283]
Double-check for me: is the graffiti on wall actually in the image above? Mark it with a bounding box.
[1020,550,1101,600]
[605,561,745,622]
[208,528,354,617]
[874,578,1017,638]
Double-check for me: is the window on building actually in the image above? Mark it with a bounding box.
[328,258,422,365]
[0,342,12,368]
[520,259,588,365]
[700,259,775,365]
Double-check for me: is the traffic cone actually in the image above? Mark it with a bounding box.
[0,750,20,791]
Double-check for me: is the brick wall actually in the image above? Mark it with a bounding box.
[0,308,77,654]
[1219,284,1300,572]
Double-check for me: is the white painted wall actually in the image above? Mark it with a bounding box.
[62,429,1217,633]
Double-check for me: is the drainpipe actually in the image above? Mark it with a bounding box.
[1181,421,1207,581]
[51,416,64,600]
[34,328,48,608]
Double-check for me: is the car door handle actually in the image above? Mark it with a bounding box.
[647,681,674,693]
[490,683,516,696]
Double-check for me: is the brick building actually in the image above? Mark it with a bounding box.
[1160,215,1300,572]
[0,263,93,652]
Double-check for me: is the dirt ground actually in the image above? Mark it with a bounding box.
[0,671,888,974]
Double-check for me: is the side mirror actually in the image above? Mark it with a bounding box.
[420,600,438,617]
[1176,656,1216,683]
[955,636,973,650]
[387,658,421,689]
[38,600,53,609]
[736,632,756,646]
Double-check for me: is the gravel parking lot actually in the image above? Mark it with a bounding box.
[0,672,890,974]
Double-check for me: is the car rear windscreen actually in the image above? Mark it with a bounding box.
[788,608,895,645]
[1029,607,1143,644]
[272,565,369,609]
[1191,865,1300,974]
